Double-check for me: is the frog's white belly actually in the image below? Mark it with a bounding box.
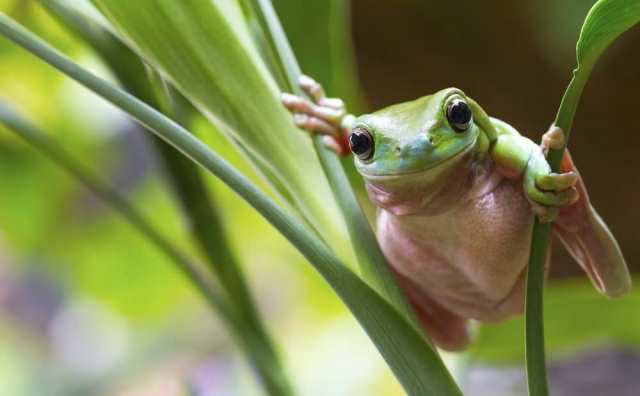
[377,175,535,322]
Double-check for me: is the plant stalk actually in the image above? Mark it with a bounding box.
[524,53,594,396]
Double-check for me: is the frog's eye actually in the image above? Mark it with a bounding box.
[349,127,374,160]
[446,98,473,132]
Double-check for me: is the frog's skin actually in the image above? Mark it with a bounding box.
[282,76,631,351]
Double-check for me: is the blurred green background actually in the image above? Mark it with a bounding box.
[0,0,638,395]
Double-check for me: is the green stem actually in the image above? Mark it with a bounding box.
[0,13,461,395]
[524,220,551,396]
[524,61,593,396]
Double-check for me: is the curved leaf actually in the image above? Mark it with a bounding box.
[550,0,640,166]
[577,0,640,69]
[527,1,640,395]
[39,3,293,393]
[244,0,426,345]
[89,0,349,251]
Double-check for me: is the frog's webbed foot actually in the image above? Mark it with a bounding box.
[281,75,354,155]
[525,126,579,222]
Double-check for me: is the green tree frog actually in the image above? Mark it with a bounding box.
[282,76,631,350]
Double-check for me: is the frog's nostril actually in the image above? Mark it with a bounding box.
[395,146,401,153]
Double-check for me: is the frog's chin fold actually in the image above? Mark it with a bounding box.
[364,180,431,216]
[362,146,485,216]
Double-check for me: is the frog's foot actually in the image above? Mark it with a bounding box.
[526,172,580,222]
[541,125,565,153]
[281,75,353,155]
[524,125,579,222]
[525,159,579,223]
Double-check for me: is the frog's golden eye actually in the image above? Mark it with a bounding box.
[349,127,374,160]
[446,98,473,132]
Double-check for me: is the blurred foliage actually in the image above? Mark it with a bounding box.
[472,280,640,363]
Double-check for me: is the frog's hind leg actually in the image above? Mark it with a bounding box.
[396,274,470,351]
[542,130,631,297]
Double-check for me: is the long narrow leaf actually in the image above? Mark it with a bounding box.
[89,0,350,256]
[0,103,290,388]
[39,3,294,394]
[0,14,462,395]
[146,75,294,396]
[243,0,425,335]
[272,0,365,111]
[525,1,640,395]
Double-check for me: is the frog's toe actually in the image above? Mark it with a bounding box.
[292,113,335,135]
[530,202,559,223]
[281,91,345,126]
[322,135,350,156]
[527,179,579,208]
[281,92,312,114]
[541,125,565,151]
[318,97,345,110]
[536,171,578,191]
[299,74,326,103]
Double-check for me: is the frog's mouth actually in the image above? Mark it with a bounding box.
[359,140,479,215]
[357,139,476,180]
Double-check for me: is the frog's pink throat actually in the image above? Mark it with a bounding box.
[362,143,496,216]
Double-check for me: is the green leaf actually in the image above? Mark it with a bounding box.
[551,0,640,166]
[0,14,462,395]
[88,0,349,253]
[273,0,364,111]
[526,1,640,395]
[243,0,428,348]
[576,0,640,69]
[39,3,294,394]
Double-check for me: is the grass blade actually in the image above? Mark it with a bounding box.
[89,0,350,254]
[0,101,293,395]
[525,1,640,394]
[38,3,294,393]
[146,76,294,396]
[0,13,462,395]
[243,0,426,336]
[272,0,365,111]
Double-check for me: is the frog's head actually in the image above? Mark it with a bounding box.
[350,88,491,215]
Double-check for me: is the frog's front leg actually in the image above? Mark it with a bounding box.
[491,126,579,222]
[281,75,355,155]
